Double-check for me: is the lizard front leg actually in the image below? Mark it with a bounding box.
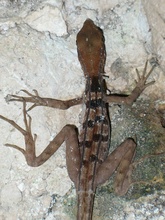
[105,61,155,105]
[0,101,80,185]
[6,89,83,111]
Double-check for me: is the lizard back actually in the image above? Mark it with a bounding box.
[76,19,110,220]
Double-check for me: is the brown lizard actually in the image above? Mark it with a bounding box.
[0,19,155,220]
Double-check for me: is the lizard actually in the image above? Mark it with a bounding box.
[0,19,155,220]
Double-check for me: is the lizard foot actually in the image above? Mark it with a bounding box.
[0,101,37,164]
[5,89,48,111]
[135,60,155,90]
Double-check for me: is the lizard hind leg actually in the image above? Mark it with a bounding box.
[114,141,136,196]
[0,101,38,165]
[95,138,137,196]
[0,101,81,185]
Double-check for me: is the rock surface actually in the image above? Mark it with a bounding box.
[0,0,164,219]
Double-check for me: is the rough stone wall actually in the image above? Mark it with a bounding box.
[0,0,164,219]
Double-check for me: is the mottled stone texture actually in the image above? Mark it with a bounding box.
[0,0,164,219]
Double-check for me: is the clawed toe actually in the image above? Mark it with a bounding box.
[135,60,156,89]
